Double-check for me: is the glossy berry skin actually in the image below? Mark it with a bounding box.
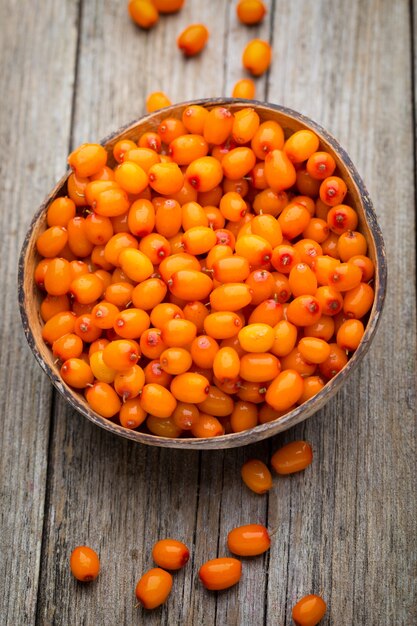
[232,78,256,99]
[186,156,223,192]
[318,343,348,379]
[86,382,122,418]
[242,39,272,76]
[119,398,147,429]
[128,0,159,29]
[199,558,242,591]
[337,319,364,351]
[204,311,243,339]
[177,24,209,56]
[265,369,304,411]
[271,440,313,474]
[292,594,327,626]
[241,459,272,493]
[230,400,258,432]
[237,0,266,24]
[153,0,184,12]
[239,352,280,382]
[319,176,347,206]
[146,91,171,112]
[47,196,76,227]
[70,546,100,582]
[68,143,107,178]
[135,568,173,610]
[190,413,225,438]
[265,150,296,191]
[170,372,210,403]
[227,524,270,556]
[343,282,374,318]
[284,130,319,164]
[140,383,177,418]
[152,539,190,570]
[287,295,322,326]
[61,358,94,389]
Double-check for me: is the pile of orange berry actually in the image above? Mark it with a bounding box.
[35,104,375,439]
[69,439,326,624]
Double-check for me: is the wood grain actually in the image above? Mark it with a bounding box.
[0,1,80,624]
[0,0,415,625]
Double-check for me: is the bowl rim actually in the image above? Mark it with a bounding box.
[18,98,387,449]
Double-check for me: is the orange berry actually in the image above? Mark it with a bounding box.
[146,415,182,437]
[91,301,120,329]
[337,230,367,261]
[40,294,70,321]
[85,213,114,246]
[328,262,362,292]
[190,412,225,437]
[119,398,147,429]
[46,196,76,227]
[128,0,159,29]
[306,151,336,180]
[241,459,272,493]
[238,323,274,352]
[292,594,327,626]
[177,24,209,56]
[113,308,150,339]
[125,147,160,173]
[44,258,72,296]
[186,156,223,192]
[154,198,182,237]
[278,204,311,240]
[203,107,234,145]
[336,319,364,351]
[68,143,107,178]
[232,78,256,99]
[240,352,280,382]
[92,185,130,218]
[343,282,374,319]
[304,316,335,342]
[135,568,173,610]
[280,347,316,377]
[288,263,318,297]
[293,239,322,267]
[139,328,166,359]
[70,546,100,582]
[118,248,153,283]
[67,172,89,207]
[161,318,197,347]
[168,269,213,301]
[183,301,209,333]
[248,299,283,326]
[222,147,256,180]
[61,358,94,389]
[152,539,189,571]
[199,558,242,590]
[219,191,247,222]
[150,302,184,328]
[36,226,68,258]
[232,108,260,144]
[144,360,173,388]
[190,335,219,369]
[213,347,240,381]
[170,134,208,165]
[171,372,210,403]
[235,234,272,266]
[213,255,250,283]
[70,273,104,304]
[298,375,325,404]
[287,295,321,326]
[237,380,267,403]
[182,226,217,255]
[182,105,209,135]
[197,385,234,417]
[131,277,167,310]
[204,311,243,339]
[271,440,313,474]
[153,0,184,13]
[52,333,83,361]
[172,402,200,430]
[271,271,292,303]
[113,364,145,400]
[242,39,272,76]
[319,175,347,206]
[42,311,76,345]
[160,347,192,375]
[318,343,348,379]
[327,204,358,234]
[237,0,266,24]
[204,205,226,229]
[104,282,134,308]
[230,400,258,432]
[74,313,102,343]
[348,254,374,282]
[210,283,252,312]
[159,252,200,282]
[114,161,148,195]
[148,162,184,195]
[227,524,270,556]
[284,130,319,163]
[89,350,117,384]
[102,339,140,371]
[258,403,288,423]
[298,337,331,364]
[138,132,162,153]
[265,369,304,411]
[146,91,171,112]
[315,285,343,316]
[158,118,187,144]
[140,383,177,418]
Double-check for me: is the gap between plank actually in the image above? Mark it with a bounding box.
[410,0,417,286]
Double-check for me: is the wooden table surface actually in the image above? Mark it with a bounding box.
[1,1,416,624]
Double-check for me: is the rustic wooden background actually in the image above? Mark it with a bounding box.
[0,1,416,624]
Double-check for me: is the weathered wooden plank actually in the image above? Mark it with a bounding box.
[0,1,79,624]
[266,1,417,624]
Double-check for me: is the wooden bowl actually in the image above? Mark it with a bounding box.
[18,99,387,449]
